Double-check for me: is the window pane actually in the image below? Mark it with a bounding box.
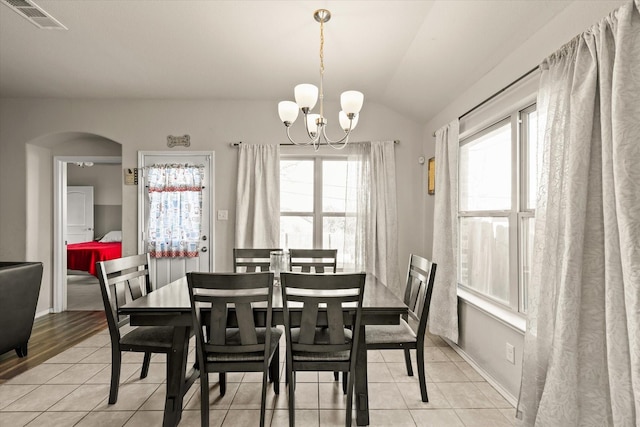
[520,217,535,312]
[460,122,512,211]
[280,160,313,212]
[525,110,538,209]
[323,216,356,271]
[323,160,349,213]
[280,216,313,249]
[459,217,510,304]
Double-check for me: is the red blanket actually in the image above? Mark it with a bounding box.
[67,241,122,276]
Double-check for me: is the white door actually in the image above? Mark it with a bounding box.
[67,186,94,244]
[138,152,214,288]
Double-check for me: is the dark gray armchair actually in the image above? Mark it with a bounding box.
[0,262,44,357]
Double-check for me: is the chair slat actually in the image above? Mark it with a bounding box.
[209,300,228,346]
[235,302,258,345]
[298,302,319,345]
[326,300,346,344]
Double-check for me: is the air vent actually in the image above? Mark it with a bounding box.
[1,0,67,30]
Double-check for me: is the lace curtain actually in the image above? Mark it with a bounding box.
[430,120,460,343]
[346,141,401,297]
[235,144,280,248]
[517,1,640,425]
[146,164,203,258]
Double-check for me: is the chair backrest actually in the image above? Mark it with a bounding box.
[403,254,437,338]
[280,272,365,356]
[96,253,153,338]
[186,272,275,359]
[233,248,282,272]
[288,249,338,273]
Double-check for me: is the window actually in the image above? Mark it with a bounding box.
[458,105,537,313]
[280,156,356,270]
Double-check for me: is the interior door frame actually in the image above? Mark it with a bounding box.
[137,151,215,284]
[53,155,122,313]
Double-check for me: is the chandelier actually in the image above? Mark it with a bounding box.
[277,9,364,150]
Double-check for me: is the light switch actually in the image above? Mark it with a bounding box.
[217,210,228,221]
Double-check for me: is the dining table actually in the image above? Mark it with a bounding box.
[120,273,408,426]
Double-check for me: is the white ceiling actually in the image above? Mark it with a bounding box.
[0,0,588,124]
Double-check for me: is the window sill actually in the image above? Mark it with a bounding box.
[457,287,526,333]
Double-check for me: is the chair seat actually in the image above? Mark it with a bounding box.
[291,327,352,361]
[120,326,175,349]
[366,319,416,345]
[206,328,282,362]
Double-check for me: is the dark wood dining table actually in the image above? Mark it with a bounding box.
[120,274,407,426]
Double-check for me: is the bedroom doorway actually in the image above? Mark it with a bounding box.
[53,156,122,313]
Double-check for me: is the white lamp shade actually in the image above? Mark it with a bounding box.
[278,101,299,124]
[340,91,364,115]
[295,84,319,110]
[339,111,359,131]
[306,114,320,135]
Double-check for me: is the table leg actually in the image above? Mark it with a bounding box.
[355,324,369,426]
[163,326,190,427]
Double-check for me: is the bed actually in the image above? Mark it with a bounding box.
[67,241,122,276]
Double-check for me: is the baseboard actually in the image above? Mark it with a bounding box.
[444,337,519,407]
[35,308,53,319]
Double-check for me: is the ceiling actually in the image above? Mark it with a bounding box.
[0,0,584,124]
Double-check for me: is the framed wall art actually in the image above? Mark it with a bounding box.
[427,157,435,195]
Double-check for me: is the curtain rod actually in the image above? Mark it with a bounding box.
[432,65,540,137]
[230,140,399,147]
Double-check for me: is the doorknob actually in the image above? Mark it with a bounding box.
[201,247,208,252]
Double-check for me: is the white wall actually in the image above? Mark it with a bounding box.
[0,98,426,313]
[68,163,122,205]
[421,0,624,400]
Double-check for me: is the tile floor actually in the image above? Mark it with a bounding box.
[0,329,517,426]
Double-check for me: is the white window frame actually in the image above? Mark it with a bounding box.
[280,154,351,252]
[457,99,537,320]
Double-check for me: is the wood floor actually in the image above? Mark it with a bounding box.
[0,311,107,384]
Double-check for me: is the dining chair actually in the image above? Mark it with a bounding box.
[365,254,436,402]
[186,271,281,427]
[233,248,282,272]
[280,272,366,427]
[288,248,338,273]
[96,253,175,404]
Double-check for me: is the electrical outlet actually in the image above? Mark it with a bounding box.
[217,210,228,221]
[506,343,515,364]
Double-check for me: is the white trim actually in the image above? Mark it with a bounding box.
[444,337,519,407]
[52,156,121,313]
[35,308,53,319]
[458,287,526,333]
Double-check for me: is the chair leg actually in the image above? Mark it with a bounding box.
[404,348,414,376]
[15,343,28,358]
[140,352,152,379]
[287,369,295,427]
[260,371,268,427]
[342,371,348,395]
[219,372,226,396]
[270,347,280,395]
[345,368,355,427]
[200,370,209,427]
[333,371,339,381]
[108,350,122,404]
[417,346,428,402]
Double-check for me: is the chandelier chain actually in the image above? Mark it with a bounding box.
[319,17,325,119]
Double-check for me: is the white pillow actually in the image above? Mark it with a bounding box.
[99,230,122,243]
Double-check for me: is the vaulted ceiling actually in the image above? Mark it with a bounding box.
[0,1,595,124]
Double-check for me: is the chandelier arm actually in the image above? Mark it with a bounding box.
[319,122,352,149]
[285,123,321,147]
